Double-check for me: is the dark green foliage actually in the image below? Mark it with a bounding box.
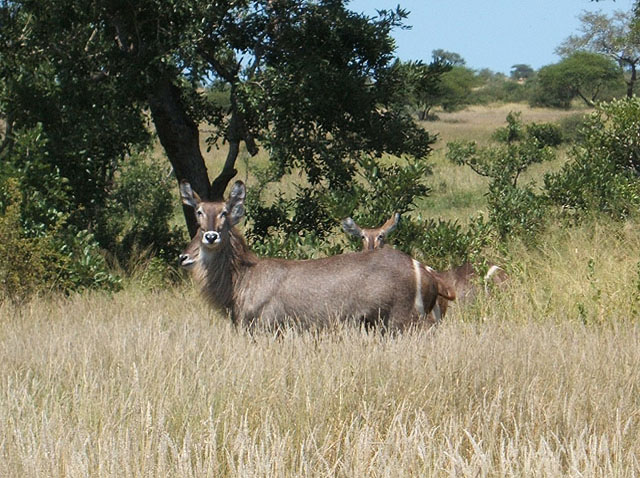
[393,216,490,270]
[486,182,548,240]
[244,153,432,259]
[0,178,120,301]
[0,125,178,296]
[395,59,452,120]
[0,178,63,301]
[242,4,435,193]
[95,154,186,268]
[545,98,640,219]
[531,52,624,108]
[525,122,563,148]
[349,155,432,222]
[439,66,482,112]
[448,113,556,241]
[1,0,438,294]
[557,114,590,144]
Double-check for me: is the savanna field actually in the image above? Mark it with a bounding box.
[2,105,640,477]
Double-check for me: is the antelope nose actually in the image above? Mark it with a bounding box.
[179,254,189,264]
[203,231,219,244]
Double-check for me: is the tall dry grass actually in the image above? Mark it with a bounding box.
[1,219,640,477]
[3,104,638,477]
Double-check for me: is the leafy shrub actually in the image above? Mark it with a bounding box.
[557,113,589,144]
[0,126,123,299]
[245,154,432,259]
[95,154,185,269]
[487,182,548,240]
[491,112,563,148]
[0,179,120,301]
[544,98,640,219]
[0,179,61,301]
[491,112,526,143]
[448,113,554,241]
[526,122,563,147]
[393,216,490,270]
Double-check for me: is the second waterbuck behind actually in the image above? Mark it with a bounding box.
[180,181,440,331]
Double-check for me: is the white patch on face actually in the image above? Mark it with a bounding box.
[180,254,196,268]
[412,259,425,316]
[201,230,221,248]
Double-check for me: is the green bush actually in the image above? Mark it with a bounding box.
[491,112,563,148]
[0,180,120,301]
[448,113,554,242]
[526,122,563,147]
[556,113,589,144]
[487,182,548,241]
[0,179,61,301]
[245,153,432,259]
[0,127,121,299]
[544,98,640,219]
[95,154,185,269]
[393,216,489,270]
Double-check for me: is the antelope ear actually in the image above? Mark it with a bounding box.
[342,217,363,238]
[381,213,400,235]
[180,181,201,209]
[227,181,246,225]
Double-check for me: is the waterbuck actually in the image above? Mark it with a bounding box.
[180,181,440,331]
[342,214,508,313]
[179,230,201,271]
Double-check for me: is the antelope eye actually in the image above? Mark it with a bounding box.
[220,210,228,218]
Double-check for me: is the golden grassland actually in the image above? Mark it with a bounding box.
[3,104,640,477]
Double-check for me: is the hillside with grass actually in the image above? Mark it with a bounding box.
[2,101,640,477]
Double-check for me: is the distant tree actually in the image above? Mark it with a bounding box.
[557,10,640,97]
[439,66,481,112]
[476,68,502,82]
[397,60,451,120]
[510,64,535,81]
[432,49,466,66]
[399,51,476,119]
[532,52,623,108]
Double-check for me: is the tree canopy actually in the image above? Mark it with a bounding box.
[556,9,640,98]
[0,0,435,238]
[533,52,623,108]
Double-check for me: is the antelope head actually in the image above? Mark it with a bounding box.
[342,213,400,250]
[179,230,201,269]
[180,181,246,251]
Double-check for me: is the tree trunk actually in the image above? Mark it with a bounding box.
[627,63,637,99]
[148,77,210,238]
[209,85,258,200]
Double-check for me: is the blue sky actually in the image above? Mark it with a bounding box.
[347,0,636,74]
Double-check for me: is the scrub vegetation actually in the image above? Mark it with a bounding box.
[2,104,640,477]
